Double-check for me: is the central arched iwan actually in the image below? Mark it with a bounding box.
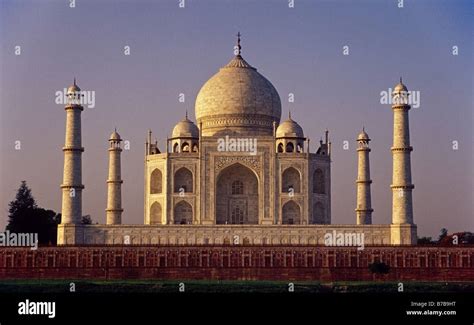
[216,163,259,224]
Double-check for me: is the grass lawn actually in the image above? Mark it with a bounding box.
[0,279,472,293]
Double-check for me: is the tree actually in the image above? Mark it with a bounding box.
[438,228,448,242]
[81,215,92,224]
[462,232,474,244]
[6,181,36,230]
[6,181,60,245]
[439,232,474,245]
[417,237,434,245]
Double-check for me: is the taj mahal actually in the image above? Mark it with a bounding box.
[57,36,417,246]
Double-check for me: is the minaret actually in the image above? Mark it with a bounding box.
[390,78,416,244]
[106,129,123,225]
[355,128,373,225]
[60,79,84,225]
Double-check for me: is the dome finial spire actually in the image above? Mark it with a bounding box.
[236,31,242,55]
[185,109,188,119]
[74,77,77,86]
[400,76,403,84]
[288,110,292,120]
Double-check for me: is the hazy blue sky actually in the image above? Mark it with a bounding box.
[0,0,472,237]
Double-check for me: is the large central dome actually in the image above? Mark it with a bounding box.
[195,53,281,136]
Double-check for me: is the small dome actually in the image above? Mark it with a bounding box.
[109,129,121,141]
[276,115,304,138]
[172,116,199,138]
[393,78,408,93]
[67,78,81,93]
[357,128,369,141]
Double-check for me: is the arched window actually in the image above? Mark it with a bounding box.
[174,201,192,224]
[313,168,325,194]
[181,142,190,152]
[174,167,193,193]
[150,169,162,194]
[192,144,198,152]
[277,143,284,153]
[231,180,244,195]
[282,201,301,224]
[286,142,294,153]
[173,143,179,153]
[282,167,300,193]
[313,202,325,224]
[231,206,244,224]
[150,202,162,224]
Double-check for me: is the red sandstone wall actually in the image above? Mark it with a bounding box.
[0,245,473,281]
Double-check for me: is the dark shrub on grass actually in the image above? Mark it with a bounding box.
[369,261,390,274]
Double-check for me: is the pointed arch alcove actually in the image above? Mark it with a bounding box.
[215,163,259,224]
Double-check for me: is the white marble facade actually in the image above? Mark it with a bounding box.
[58,41,417,246]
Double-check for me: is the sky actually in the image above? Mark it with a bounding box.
[0,0,472,238]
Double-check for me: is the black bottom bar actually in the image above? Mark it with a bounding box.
[0,292,473,322]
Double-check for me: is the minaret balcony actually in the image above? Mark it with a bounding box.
[356,180,372,184]
[62,146,84,152]
[391,146,413,152]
